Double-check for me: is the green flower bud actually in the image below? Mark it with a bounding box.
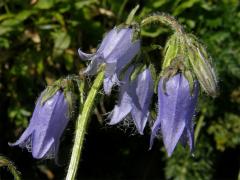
[161,33,218,97]
[185,34,218,97]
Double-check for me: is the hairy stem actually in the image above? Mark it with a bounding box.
[0,156,21,180]
[141,14,184,34]
[66,71,104,180]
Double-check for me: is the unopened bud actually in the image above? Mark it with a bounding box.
[161,33,218,97]
[186,35,218,97]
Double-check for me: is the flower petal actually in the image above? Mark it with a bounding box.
[184,81,199,151]
[78,48,94,60]
[159,74,188,156]
[101,28,132,60]
[97,28,117,54]
[130,69,154,134]
[108,90,132,125]
[103,73,120,95]
[83,57,103,75]
[152,74,198,156]
[108,67,133,124]
[115,40,140,73]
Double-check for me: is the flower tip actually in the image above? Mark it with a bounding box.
[8,142,15,147]
[138,129,144,135]
[165,145,175,157]
[78,48,93,61]
[149,135,155,150]
[107,120,117,126]
[32,138,55,159]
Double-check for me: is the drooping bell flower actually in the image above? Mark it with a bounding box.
[78,27,140,95]
[9,90,69,161]
[109,68,154,134]
[150,73,199,156]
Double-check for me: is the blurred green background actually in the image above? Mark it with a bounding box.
[0,0,239,179]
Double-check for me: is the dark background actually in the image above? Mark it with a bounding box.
[0,0,239,179]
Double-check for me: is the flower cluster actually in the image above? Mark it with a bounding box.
[11,18,217,161]
[77,24,216,155]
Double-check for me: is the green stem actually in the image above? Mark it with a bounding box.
[141,14,184,34]
[66,71,104,180]
[0,156,21,180]
[194,108,206,144]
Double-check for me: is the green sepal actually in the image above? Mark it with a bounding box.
[116,4,141,43]
[162,33,180,69]
[159,56,186,93]
[130,64,146,81]
[154,73,162,94]
[131,22,141,43]
[149,63,157,82]
[64,90,75,118]
[40,78,63,105]
[116,22,140,43]
[184,70,195,96]
[40,76,80,118]
[125,5,140,25]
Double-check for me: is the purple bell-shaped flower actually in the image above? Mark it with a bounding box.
[109,68,154,134]
[78,27,140,95]
[150,73,199,156]
[9,90,69,161]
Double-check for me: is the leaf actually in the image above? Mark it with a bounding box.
[152,0,168,8]
[0,37,10,48]
[52,31,71,57]
[0,25,12,35]
[74,0,98,10]
[16,10,33,21]
[34,0,55,10]
[173,0,200,16]
[0,13,14,22]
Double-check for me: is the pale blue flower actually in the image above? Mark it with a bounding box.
[109,68,154,134]
[78,27,140,95]
[150,73,199,156]
[9,91,69,161]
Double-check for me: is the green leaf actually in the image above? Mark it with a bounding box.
[0,37,10,48]
[152,0,168,8]
[74,0,98,9]
[34,0,55,10]
[173,0,200,16]
[16,10,33,21]
[52,31,71,57]
[0,13,14,22]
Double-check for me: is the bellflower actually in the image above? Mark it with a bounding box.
[109,68,154,134]
[9,90,69,161]
[150,73,199,156]
[78,27,140,95]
